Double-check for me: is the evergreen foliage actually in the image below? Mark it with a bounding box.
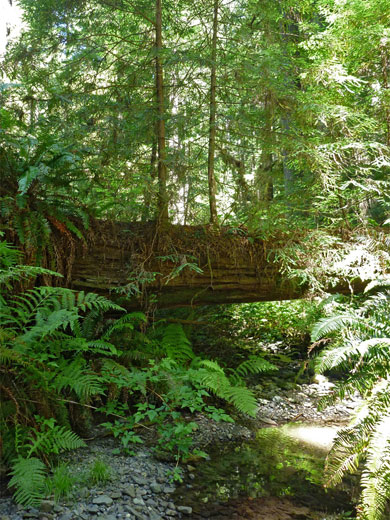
[312,289,390,520]
[1,237,271,501]
[1,0,390,514]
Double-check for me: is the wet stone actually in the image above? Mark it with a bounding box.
[150,483,162,494]
[123,485,136,498]
[149,512,163,520]
[39,501,54,514]
[93,495,113,506]
[132,475,148,486]
[58,513,73,520]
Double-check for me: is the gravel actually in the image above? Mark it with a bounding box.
[0,376,360,520]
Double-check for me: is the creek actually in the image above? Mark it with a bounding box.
[174,423,357,520]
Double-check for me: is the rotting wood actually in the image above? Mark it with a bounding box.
[57,220,367,310]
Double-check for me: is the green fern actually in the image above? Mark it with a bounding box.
[25,418,86,458]
[102,312,147,340]
[234,356,276,377]
[161,324,195,363]
[311,314,361,342]
[53,358,104,399]
[191,359,258,417]
[9,457,47,507]
[312,288,390,519]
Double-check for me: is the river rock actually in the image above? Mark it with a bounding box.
[132,475,148,485]
[150,483,163,493]
[39,501,54,513]
[123,484,136,497]
[92,495,113,506]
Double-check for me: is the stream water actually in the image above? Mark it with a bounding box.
[174,423,357,519]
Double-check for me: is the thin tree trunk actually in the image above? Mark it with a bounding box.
[218,145,251,206]
[207,0,219,225]
[281,116,294,199]
[142,134,157,221]
[155,0,169,225]
[256,90,274,202]
[381,46,390,147]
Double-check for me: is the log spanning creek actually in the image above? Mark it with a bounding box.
[173,423,356,520]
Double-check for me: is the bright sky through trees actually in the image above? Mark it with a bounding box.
[0,0,22,55]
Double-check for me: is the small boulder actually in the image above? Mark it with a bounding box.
[92,495,113,506]
[177,506,193,515]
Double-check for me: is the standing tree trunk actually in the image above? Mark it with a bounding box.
[155,0,169,225]
[380,43,390,147]
[142,132,157,221]
[256,89,274,202]
[207,0,219,225]
[281,115,294,199]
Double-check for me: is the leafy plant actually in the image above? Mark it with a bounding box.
[312,288,390,520]
[100,323,276,475]
[8,457,47,507]
[0,237,130,506]
[88,459,112,485]
[45,463,77,501]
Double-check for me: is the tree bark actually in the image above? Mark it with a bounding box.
[142,133,157,221]
[66,220,366,310]
[256,90,274,202]
[155,0,169,225]
[207,0,219,225]
[218,145,251,207]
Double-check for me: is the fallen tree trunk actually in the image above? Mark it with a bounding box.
[65,220,363,309]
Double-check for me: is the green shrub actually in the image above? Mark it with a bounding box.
[88,459,112,485]
[46,464,77,501]
[312,285,390,520]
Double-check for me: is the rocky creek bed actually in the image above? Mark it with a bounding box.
[0,378,361,520]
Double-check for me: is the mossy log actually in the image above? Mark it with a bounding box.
[66,221,363,309]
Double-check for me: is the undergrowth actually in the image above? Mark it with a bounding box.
[311,281,390,520]
[0,236,275,504]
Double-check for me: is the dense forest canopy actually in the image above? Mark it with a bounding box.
[2,2,390,520]
[1,0,390,233]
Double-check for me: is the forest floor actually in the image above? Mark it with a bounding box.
[0,371,360,520]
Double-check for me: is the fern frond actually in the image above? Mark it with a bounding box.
[195,358,225,373]
[27,424,86,458]
[194,367,257,417]
[9,457,47,507]
[311,314,361,341]
[235,356,277,377]
[161,324,194,363]
[359,415,390,520]
[53,358,103,398]
[220,385,258,417]
[315,339,359,373]
[364,277,390,294]
[102,312,147,340]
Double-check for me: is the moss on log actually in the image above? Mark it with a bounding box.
[66,221,363,309]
